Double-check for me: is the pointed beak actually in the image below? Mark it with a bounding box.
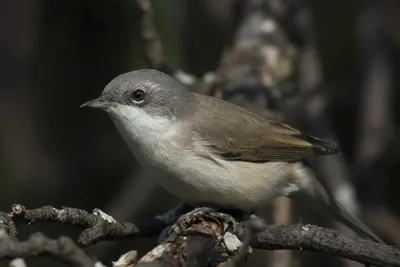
[80,98,112,109]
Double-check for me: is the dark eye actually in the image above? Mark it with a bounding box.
[131,89,146,103]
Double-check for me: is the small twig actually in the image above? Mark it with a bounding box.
[0,232,95,267]
[10,204,163,246]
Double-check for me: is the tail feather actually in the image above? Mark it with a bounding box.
[300,134,339,156]
[290,164,384,244]
[332,200,384,244]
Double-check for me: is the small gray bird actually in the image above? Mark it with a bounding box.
[82,69,382,243]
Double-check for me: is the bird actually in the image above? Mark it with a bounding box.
[81,69,383,243]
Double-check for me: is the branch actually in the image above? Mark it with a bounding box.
[10,204,164,246]
[134,211,399,267]
[2,204,400,266]
[0,232,95,267]
[254,224,400,267]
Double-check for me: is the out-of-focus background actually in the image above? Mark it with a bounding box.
[1,0,400,266]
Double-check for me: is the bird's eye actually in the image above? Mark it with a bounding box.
[131,89,146,103]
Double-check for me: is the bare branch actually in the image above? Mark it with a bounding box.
[134,209,399,267]
[0,232,95,267]
[10,204,164,246]
[254,224,400,267]
[1,204,400,266]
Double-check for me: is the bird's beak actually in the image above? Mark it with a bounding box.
[80,97,112,109]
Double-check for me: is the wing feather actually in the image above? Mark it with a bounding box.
[190,93,338,162]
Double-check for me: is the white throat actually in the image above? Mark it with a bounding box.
[107,105,180,166]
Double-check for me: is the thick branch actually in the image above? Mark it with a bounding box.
[134,211,400,267]
[254,224,400,267]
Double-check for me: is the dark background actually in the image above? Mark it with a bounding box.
[1,0,400,266]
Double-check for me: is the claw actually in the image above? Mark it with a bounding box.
[169,207,238,237]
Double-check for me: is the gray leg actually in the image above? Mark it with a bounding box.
[167,206,238,238]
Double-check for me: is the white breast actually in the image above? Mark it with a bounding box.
[107,105,302,210]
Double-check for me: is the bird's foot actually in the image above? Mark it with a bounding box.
[164,206,238,240]
[167,206,242,254]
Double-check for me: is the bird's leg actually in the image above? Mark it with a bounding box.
[172,206,238,233]
[158,205,240,243]
[157,205,264,256]
[167,206,264,255]
[163,205,242,254]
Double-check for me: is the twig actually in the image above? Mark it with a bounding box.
[0,232,95,267]
[10,204,164,246]
[254,224,400,267]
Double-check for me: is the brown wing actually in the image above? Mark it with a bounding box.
[191,93,338,162]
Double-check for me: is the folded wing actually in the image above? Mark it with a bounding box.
[191,94,337,162]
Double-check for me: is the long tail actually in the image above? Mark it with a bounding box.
[290,164,384,244]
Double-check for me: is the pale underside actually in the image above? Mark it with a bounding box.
[106,103,317,210]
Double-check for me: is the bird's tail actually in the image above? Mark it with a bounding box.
[290,164,384,244]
